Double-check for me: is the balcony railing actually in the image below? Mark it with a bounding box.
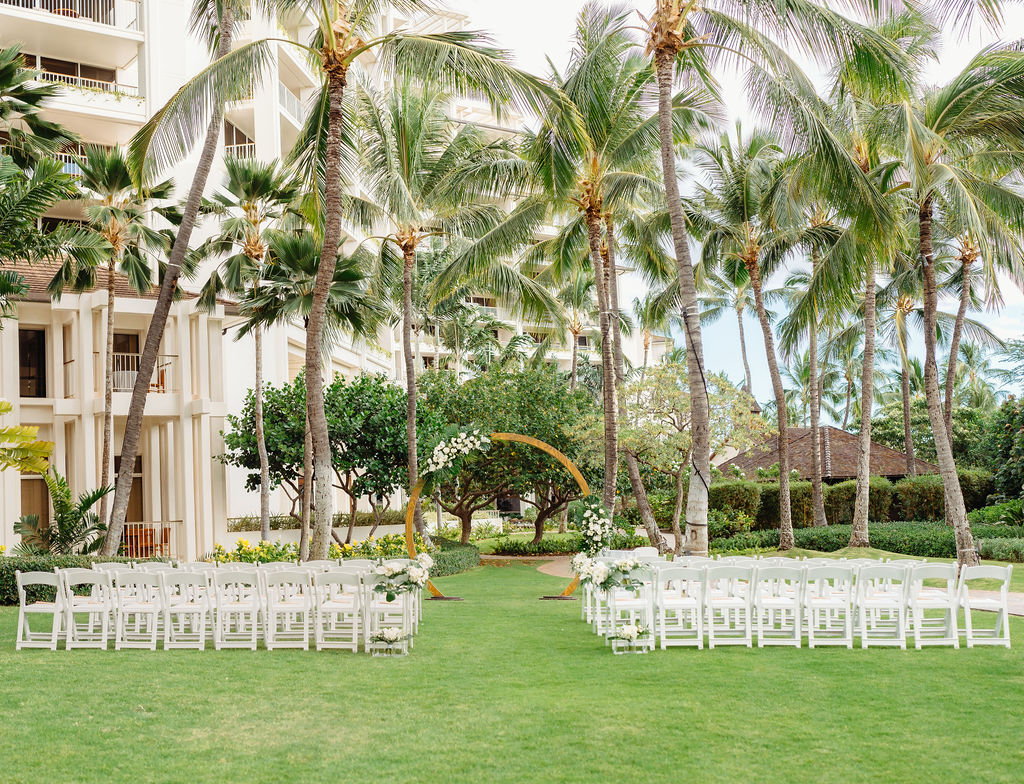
[63,358,76,398]
[39,69,140,97]
[122,521,184,560]
[0,0,141,31]
[225,142,256,159]
[278,81,303,121]
[110,352,176,393]
[53,151,81,177]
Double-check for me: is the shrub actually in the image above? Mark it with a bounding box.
[823,477,895,525]
[710,521,1024,559]
[755,481,814,530]
[706,509,754,540]
[490,536,583,555]
[429,537,480,576]
[958,469,995,512]
[968,499,1024,526]
[329,533,431,560]
[708,480,762,518]
[228,509,408,532]
[894,475,945,521]
[977,538,1024,563]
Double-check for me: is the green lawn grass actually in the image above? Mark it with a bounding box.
[2,564,1023,783]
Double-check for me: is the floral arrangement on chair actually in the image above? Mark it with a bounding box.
[370,626,412,656]
[371,553,432,602]
[608,622,652,654]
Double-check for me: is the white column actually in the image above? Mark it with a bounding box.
[0,323,21,545]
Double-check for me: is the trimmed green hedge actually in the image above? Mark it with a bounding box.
[0,555,141,606]
[893,470,996,521]
[977,538,1024,563]
[229,509,407,532]
[709,481,762,518]
[429,537,480,576]
[755,481,814,530]
[823,477,895,525]
[490,536,582,556]
[711,521,1024,559]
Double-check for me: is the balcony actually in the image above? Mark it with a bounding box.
[38,69,139,97]
[122,520,184,560]
[225,142,256,159]
[0,0,144,66]
[53,151,81,177]
[109,352,176,394]
[278,81,303,124]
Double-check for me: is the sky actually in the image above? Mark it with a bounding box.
[452,0,1024,408]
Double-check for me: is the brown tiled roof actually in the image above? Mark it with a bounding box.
[720,426,937,481]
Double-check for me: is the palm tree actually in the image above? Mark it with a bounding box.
[632,291,669,381]
[241,229,382,557]
[886,44,1024,565]
[102,0,242,556]
[199,156,298,542]
[556,269,598,391]
[698,263,759,394]
[355,79,556,545]
[689,125,805,548]
[50,146,173,524]
[126,0,564,560]
[0,44,74,166]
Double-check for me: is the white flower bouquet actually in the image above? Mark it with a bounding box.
[574,497,615,556]
[595,558,647,593]
[608,622,653,654]
[372,560,430,602]
[370,626,412,656]
[423,428,491,478]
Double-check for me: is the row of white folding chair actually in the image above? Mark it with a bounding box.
[15,567,408,652]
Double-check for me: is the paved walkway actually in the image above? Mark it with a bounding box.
[530,556,1024,616]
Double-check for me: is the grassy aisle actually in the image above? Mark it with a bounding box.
[1,564,1023,783]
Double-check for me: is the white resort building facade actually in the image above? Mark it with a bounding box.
[0,0,671,559]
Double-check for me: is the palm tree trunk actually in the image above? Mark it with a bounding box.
[747,258,793,549]
[300,412,312,561]
[919,197,978,567]
[850,260,876,547]
[605,215,664,551]
[900,347,917,476]
[570,332,578,391]
[808,323,827,527]
[100,5,234,555]
[402,246,425,538]
[737,306,753,394]
[842,379,853,430]
[944,259,971,446]
[100,256,115,523]
[585,210,618,511]
[253,323,271,541]
[654,48,711,556]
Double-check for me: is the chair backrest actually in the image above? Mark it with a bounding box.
[756,557,792,567]
[218,562,251,571]
[15,570,61,603]
[910,563,957,584]
[61,567,111,588]
[114,571,162,597]
[804,566,855,598]
[180,561,215,570]
[135,562,175,573]
[92,562,131,573]
[674,556,712,566]
[657,566,705,593]
[161,570,209,591]
[959,564,1013,595]
[213,570,258,587]
[303,560,338,570]
[264,570,313,588]
[343,559,375,568]
[259,561,296,571]
[754,565,804,581]
[632,546,659,557]
[856,564,909,598]
[706,564,754,580]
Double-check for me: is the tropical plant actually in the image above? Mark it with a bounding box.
[0,44,74,166]
[13,471,110,555]
[0,399,52,474]
[200,155,299,540]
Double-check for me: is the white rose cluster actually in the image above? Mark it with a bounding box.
[590,561,610,586]
[415,552,434,570]
[571,553,594,580]
[407,564,428,587]
[616,623,648,642]
[424,429,491,475]
[374,626,405,644]
[579,500,615,556]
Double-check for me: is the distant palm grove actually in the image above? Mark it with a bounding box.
[5,0,1024,571]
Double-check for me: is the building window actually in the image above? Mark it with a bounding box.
[113,332,140,355]
[19,329,47,398]
[21,476,50,529]
[224,121,254,156]
[576,335,591,348]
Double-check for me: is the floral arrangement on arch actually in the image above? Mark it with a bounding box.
[572,496,617,556]
[572,555,647,593]
[421,427,491,488]
[371,553,433,602]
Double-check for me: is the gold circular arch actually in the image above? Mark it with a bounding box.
[405,432,589,599]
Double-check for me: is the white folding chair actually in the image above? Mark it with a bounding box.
[314,572,363,652]
[218,562,252,572]
[959,564,1013,648]
[15,570,64,651]
[61,568,114,650]
[179,561,215,571]
[753,565,804,648]
[705,565,753,648]
[908,564,959,648]
[302,560,339,571]
[856,565,909,649]
[92,562,132,573]
[264,570,314,650]
[161,571,211,649]
[803,566,855,649]
[135,562,176,573]
[607,567,655,652]
[632,546,660,558]
[113,572,162,650]
[655,566,704,649]
[212,570,261,650]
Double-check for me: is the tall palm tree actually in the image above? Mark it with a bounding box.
[556,269,598,390]
[199,156,298,541]
[102,0,243,556]
[886,43,1024,565]
[356,79,556,544]
[698,263,759,394]
[117,0,560,558]
[50,146,173,524]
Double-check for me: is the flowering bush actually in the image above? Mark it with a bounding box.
[212,539,298,563]
[371,553,433,601]
[328,533,434,560]
[572,497,617,556]
[422,428,490,484]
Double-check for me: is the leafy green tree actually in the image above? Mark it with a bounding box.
[418,368,597,544]
[13,471,110,555]
[980,397,1024,497]
[867,397,988,469]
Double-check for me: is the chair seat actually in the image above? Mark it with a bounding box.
[168,601,207,611]
[708,597,747,609]
[120,601,159,611]
[805,597,849,609]
[321,599,356,611]
[24,601,60,612]
[964,597,1004,611]
[758,597,799,609]
[661,596,700,609]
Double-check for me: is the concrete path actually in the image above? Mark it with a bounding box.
[529,556,1024,616]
